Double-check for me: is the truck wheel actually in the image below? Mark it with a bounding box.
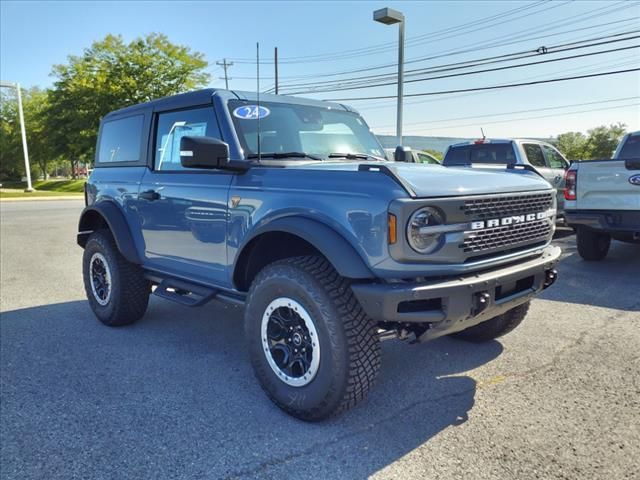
[244,255,380,421]
[451,301,530,343]
[576,227,611,261]
[82,230,150,326]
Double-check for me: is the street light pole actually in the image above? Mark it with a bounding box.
[374,7,405,147]
[0,81,33,191]
[396,19,404,146]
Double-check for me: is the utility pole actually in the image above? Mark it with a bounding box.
[216,58,234,89]
[274,47,279,95]
[0,81,33,191]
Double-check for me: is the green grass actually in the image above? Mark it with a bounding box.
[0,179,85,199]
[0,179,86,198]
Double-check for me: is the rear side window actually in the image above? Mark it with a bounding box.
[154,107,221,171]
[97,115,144,164]
[618,135,640,159]
[523,143,546,167]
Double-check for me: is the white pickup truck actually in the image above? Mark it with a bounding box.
[564,131,640,260]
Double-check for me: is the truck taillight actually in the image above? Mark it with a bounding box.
[564,170,577,200]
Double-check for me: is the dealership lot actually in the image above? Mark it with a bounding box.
[1,199,638,480]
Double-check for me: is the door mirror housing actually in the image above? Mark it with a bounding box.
[394,145,412,162]
[180,136,230,169]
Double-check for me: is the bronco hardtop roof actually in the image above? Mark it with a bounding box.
[103,88,356,120]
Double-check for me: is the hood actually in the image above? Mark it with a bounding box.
[295,161,552,198]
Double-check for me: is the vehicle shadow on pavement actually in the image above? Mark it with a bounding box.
[544,236,640,312]
[0,298,503,479]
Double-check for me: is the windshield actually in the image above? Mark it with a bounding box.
[229,100,384,160]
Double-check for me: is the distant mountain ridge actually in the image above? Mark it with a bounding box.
[376,135,471,153]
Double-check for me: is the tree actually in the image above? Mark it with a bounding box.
[423,149,443,161]
[0,87,54,181]
[584,123,627,159]
[46,33,209,174]
[555,131,587,160]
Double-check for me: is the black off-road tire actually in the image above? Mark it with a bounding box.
[82,230,150,326]
[451,301,530,343]
[245,255,381,421]
[576,227,611,261]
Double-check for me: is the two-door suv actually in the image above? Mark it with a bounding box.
[78,89,560,420]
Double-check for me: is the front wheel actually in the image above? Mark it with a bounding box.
[82,230,150,326]
[244,256,380,421]
[451,301,530,343]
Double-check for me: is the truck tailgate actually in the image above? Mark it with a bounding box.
[577,160,640,210]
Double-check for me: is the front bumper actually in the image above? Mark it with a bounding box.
[351,245,561,341]
[565,210,640,234]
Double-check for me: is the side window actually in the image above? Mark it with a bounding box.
[523,143,546,168]
[542,145,567,169]
[98,115,144,164]
[154,107,221,171]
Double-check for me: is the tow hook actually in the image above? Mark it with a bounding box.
[544,269,558,288]
[472,291,491,316]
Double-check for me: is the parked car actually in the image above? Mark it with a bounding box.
[77,89,560,421]
[385,147,441,164]
[564,131,640,260]
[442,138,570,214]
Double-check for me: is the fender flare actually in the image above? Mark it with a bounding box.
[77,201,141,264]
[234,216,374,280]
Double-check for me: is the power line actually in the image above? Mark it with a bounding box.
[397,102,640,133]
[266,16,639,89]
[246,0,633,67]
[323,68,640,101]
[284,41,640,95]
[357,53,640,111]
[230,0,554,64]
[370,97,640,129]
[280,30,640,95]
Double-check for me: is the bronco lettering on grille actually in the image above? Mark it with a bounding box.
[470,211,550,230]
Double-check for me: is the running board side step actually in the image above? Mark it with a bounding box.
[147,275,246,307]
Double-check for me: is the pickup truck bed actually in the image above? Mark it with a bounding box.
[564,132,640,260]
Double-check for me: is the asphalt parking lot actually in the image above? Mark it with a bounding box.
[1,199,638,480]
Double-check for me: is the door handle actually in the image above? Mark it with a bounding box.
[139,190,161,201]
[554,175,563,182]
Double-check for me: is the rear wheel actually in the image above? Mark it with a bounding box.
[576,227,611,261]
[82,230,150,326]
[244,255,380,421]
[451,301,530,343]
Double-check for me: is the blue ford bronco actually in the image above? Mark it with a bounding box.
[78,88,560,420]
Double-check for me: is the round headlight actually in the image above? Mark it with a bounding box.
[407,207,445,254]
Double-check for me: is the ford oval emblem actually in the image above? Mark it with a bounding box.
[629,174,640,186]
[233,105,270,120]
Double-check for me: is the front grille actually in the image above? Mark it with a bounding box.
[461,219,552,254]
[462,192,554,219]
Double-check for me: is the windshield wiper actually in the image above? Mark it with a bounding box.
[328,152,384,161]
[247,152,323,160]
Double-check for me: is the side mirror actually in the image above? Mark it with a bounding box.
[394,145,412,162]
[624,158,640,170]
[180,136,229,169]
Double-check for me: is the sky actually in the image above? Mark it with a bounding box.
[1,0,639,139]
